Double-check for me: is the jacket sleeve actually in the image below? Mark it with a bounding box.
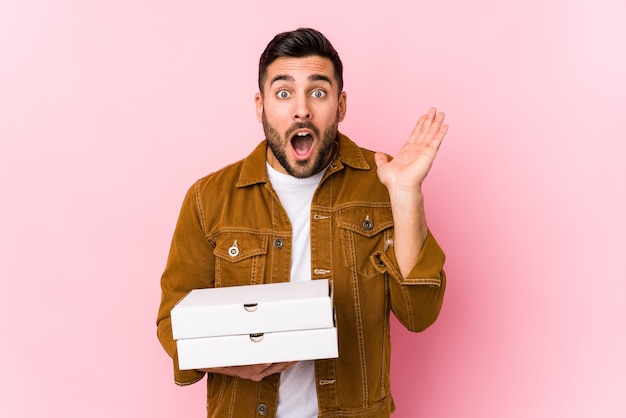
[156,181,215,385]
[372,230,446,332]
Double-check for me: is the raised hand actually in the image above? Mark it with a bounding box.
[373,108,448,276]
[374,107,448,191]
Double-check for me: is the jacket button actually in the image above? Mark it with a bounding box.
[273,238,284,249]
[257,403,268,415]
[227,240,239,257]
[362,216,373,231]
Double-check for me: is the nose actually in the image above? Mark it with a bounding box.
[293,96,311,120]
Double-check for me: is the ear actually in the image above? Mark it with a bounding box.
[338,91,347,122]
[255,92,263,123]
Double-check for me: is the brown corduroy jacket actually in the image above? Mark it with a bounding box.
[156,133,446,417]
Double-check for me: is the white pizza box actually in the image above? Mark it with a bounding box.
[171,279,334,340]
[176,326,338,370]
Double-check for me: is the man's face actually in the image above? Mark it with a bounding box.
[255,56,347,178]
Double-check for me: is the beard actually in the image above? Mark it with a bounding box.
[262,111,339,179]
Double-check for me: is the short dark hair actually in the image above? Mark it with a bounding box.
[258,28,343,95]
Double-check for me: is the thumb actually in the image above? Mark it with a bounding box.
[374,152,389,168]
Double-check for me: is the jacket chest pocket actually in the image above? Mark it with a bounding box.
[337,206,393,278]
[213,232,268,287]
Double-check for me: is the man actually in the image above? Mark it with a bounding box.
[157,28,448,417]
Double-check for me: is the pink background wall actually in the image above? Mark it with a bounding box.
[1,1,625,417]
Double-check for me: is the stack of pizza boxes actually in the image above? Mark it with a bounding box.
[171,279,338,370]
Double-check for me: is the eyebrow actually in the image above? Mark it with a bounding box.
[270,74,333,86]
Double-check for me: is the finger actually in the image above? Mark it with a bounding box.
[202,363,275,381]
[427,111,446,137]
[246,363,275,381]
[429,123,448,151]
[420,107,437,133]
[252,363,273,373]
[409,113,429,140]
[282,361,297,371]
[246,362,292,381]
[408,108,438,144]
[262,361,296,376]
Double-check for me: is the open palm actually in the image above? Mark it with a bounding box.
[375,108,448,191]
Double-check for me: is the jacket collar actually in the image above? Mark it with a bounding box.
[236,132,370,188]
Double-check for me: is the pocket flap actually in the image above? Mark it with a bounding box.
[336,206,393,237]
[214,232,268,262]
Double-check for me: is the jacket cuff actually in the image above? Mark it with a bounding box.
[371,230,445,286]
[173,355,205,386]
[158,320,206,386]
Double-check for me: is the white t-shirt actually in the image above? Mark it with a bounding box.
[267,163,324,418]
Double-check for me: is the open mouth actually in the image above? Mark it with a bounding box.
[290,131,314,159]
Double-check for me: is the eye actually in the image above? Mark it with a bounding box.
[311,89,326,99]
[277,90,290,99]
